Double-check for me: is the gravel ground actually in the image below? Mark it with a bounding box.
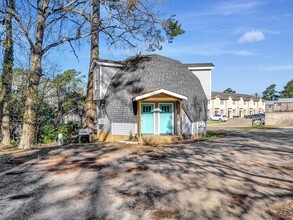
[207,118,254,128]
[0,129,292,220]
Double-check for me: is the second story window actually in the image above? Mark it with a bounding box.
[220,100,224,105]
[233,101,236,105]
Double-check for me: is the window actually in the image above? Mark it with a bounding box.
[143,106,152,113]
[161,106,170,113]
[233,101,236,105]
[220,100,224,105]
[244,101,247,105]
[100,100,106,117]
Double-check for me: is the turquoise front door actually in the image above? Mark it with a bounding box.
[141,104,154,134]
[159,104,173,134]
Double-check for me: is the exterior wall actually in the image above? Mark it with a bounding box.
[154,103,159,135]
[266,101,293,112]
[182,110,192,134]
[111,123,137,136]
[189,69,212,100]
[265,112,293,126]
[209,95,265,118]
[98,131,129,142]
[93,64,121,101]
[100,66,120,99]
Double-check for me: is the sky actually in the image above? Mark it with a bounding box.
[59,0,293,96]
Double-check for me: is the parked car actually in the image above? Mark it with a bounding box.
[252,113,265,121]
[210,114,228,121]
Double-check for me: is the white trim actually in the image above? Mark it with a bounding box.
[141,103,155,135]
[133,89,187,101]
[158,103,174,135]
[187,66,214,71]
[99,66,102,99]
[92,60,123,68]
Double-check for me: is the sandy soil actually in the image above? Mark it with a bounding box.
[207,118,254,128]
[0,129,292,220]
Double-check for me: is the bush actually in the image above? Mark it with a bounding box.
[41,124,57,144]
[40,122,79,144]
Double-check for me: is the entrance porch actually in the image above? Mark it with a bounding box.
[133,89,187,139]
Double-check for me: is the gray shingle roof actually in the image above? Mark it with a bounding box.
[184,63,214,68]
[275,98,293,103]
[212,92,260,101]
[104,54,208,123]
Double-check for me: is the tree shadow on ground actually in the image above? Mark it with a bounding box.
[0,129,292,219]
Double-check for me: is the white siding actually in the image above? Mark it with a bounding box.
[190,70,211,100]
[93,68,100,100]
[100,123,111,134]
[154,103,159,134]
[100,66,120,100]
[112,123,137,135]
[182,110,192,134]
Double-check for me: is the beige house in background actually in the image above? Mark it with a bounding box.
[265,98,293,112]
[265,98,293,126]
[208,92,265,118]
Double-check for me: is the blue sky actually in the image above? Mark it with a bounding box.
[60,0,293,95]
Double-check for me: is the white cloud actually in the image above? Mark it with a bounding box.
[259,65,293,72]
[215,1,265,15]
[238,31,265,43]
[232,50,256,56]
[159,44,256,57]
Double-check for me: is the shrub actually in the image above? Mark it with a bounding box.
[41,124,57,144]
[40,122,79,144]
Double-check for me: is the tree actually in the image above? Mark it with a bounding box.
[223,88,236,93]
[280,79,293,98]
[262,84,279,100]
[8,0,183,148]
[85,0,184,132]
[85,0,100,133]
[51,69,85,126]
[9,1,94,149]
[0,0,14,147]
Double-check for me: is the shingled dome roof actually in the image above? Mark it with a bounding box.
[104,54,208,123]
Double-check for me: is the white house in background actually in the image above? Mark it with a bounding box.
[209,92,265,118]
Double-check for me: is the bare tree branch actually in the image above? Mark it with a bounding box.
[7,7,35,50]
[42,32,92,54]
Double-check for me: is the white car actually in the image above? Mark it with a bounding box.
[210,114,228,121]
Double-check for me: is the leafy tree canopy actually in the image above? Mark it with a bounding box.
[262,84,279,100]
[280,79,293,98]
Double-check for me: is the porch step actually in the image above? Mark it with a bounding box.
[140,135,183,145]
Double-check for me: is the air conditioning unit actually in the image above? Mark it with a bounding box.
[98,118,106,124]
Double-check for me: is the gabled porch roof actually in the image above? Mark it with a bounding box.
[133,88,188,101]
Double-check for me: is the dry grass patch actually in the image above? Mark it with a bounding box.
[152,209,179,220]
[103,172,119,179]
[229,194,249,208]
[126,166,150,173]
[267,200,293,220]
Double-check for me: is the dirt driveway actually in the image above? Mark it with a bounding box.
[207,117,253,128]
[0,129,292,220]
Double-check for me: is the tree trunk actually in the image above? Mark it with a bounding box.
[18,8,45,149]
[1,0,14,147]
[85,0,100,133]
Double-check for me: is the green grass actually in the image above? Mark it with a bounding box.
[199,130,225,141]
[232,125,277,130]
